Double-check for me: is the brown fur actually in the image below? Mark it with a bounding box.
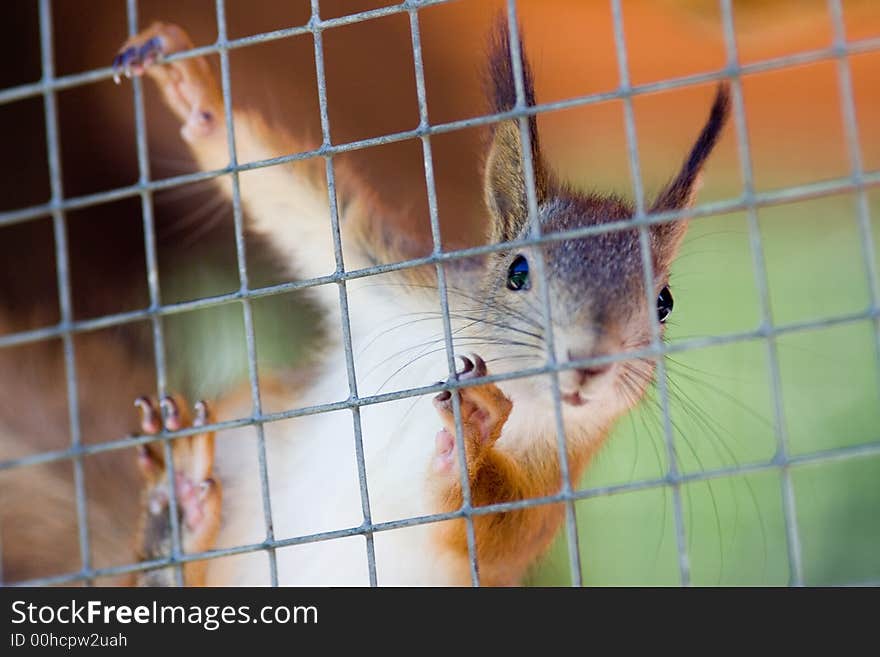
[0,320,151,584]
[431,431,601,586]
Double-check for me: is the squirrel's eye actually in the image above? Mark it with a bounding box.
[506,255,530,291]
[657,286,674,323]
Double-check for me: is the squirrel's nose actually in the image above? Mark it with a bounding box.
[567,350,612,385]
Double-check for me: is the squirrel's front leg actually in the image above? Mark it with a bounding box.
[113,24,339,284]
[428,356,564,585]
[132,396,222,586]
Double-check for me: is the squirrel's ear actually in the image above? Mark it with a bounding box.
[650,82,731,262]
[483,19,549,245]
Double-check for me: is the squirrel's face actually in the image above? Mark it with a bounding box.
[476,23,729,431]
[474,194,678,425]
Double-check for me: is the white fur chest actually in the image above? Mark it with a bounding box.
[208,285,479,585]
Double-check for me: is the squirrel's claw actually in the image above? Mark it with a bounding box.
[159,395,185,432]
[456,355,474,376]
[112,35,164,84]
[452,353,487,380]
[469,353,487,377]
[134,396,161,435]
[193,400,209,427]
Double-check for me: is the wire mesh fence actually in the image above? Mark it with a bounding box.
[0,0,878,587]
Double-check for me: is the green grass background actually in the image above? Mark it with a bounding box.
[526,190,880,586]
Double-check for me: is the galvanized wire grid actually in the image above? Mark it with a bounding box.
[1,0,878,587]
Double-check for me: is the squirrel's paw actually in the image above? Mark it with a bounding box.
[133,395,221,585]
[113,23,222,142]
[431,354,513,477]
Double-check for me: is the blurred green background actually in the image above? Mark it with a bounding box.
[526,191,880,586]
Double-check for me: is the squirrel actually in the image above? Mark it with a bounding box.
[112,18,730,586]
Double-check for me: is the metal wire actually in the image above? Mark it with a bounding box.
[405,1,481,586]
[213,0,281,587]
[718,0,806,585]
[827,0,880,395]
[124,0,185,587]
[307,0,379,587]
[37,0,92,587]
[504,0,584,587]
[4,0,879,587]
